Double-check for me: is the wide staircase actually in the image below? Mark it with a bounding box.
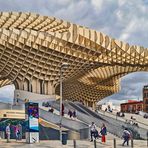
[51,100,148,140]
[50,101,121,140]
[75,102,148,140]
[15,99,89,140]
[6,99,148,140]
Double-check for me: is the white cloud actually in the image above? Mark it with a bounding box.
[0,84,15,103]
[104,72,148,104]
[118,0,126,6]
[119,33,129,41]
[91,0,103,11]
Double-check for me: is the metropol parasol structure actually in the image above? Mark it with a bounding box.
[0,12,147,107]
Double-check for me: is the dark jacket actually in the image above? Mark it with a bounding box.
[100,127,107,135]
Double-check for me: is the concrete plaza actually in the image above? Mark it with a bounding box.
[0,139,147,148]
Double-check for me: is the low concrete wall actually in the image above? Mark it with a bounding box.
[0,102,10,109]
[14,90,57,102]
[68,130,80,140]
[80,128,89,139]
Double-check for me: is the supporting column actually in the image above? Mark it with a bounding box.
[86,101,89,107]
[28,80,32,92]
[92,101,96,111]
[19,80,24,90]
[31,78,38,93]
[44,81,48,94]
[84,100,87,106]
[40,80,45,94]
[36,79,40,94]
[47,82,55,95]
[15,79,22,90]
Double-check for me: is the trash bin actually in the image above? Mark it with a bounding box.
[62,132,68,145]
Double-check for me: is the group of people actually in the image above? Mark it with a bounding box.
[144,114,148,118]
[125,119,139,127]
[104,105,113,113]
[48,106,54,113]
[116,112,125,117]
[14,98,19,105]
[14,125,21,141]
[89,122,107,143]
[130,116,136,120]
[89,122,132,146]
[68,109,76,118]
[6,123,21,143]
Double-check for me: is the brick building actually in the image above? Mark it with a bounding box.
[121,85,148,113]
[143,85,148,113]
[121,100,143,113]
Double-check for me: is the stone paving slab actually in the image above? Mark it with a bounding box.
[0,139,147,148]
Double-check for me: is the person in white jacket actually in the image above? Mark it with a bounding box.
[122,128,131,146]
[89,122,97,141]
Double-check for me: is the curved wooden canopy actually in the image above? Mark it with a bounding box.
[0,12,147,105]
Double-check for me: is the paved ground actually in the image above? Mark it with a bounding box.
[0,139,147,148]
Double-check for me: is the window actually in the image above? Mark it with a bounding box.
[146,106,148,111]
[144,93,146,98]
[145,99,148,104]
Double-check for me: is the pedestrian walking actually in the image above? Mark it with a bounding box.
[18,124,22,140]
[68,109,73,118]
[6,123,11,143]
[15,125,21,141]
[89,122,97,142]
[122,128,131,146]
[100,123,107,143]
[73,110,76,118]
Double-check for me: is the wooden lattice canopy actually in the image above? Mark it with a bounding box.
[0,12,147,106]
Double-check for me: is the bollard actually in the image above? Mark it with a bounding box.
[131,138,133,148]
[113,138,116,148]
[94,139,97,148]
[147,131,148,147]
[147,138,148,148]
[73,139,76,148]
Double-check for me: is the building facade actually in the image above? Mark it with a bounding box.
[143,85,148,113]
[120,100,143,113]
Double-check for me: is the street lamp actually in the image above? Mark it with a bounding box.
[59,63,69,142]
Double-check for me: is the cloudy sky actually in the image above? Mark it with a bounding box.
[0,0,148,104]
